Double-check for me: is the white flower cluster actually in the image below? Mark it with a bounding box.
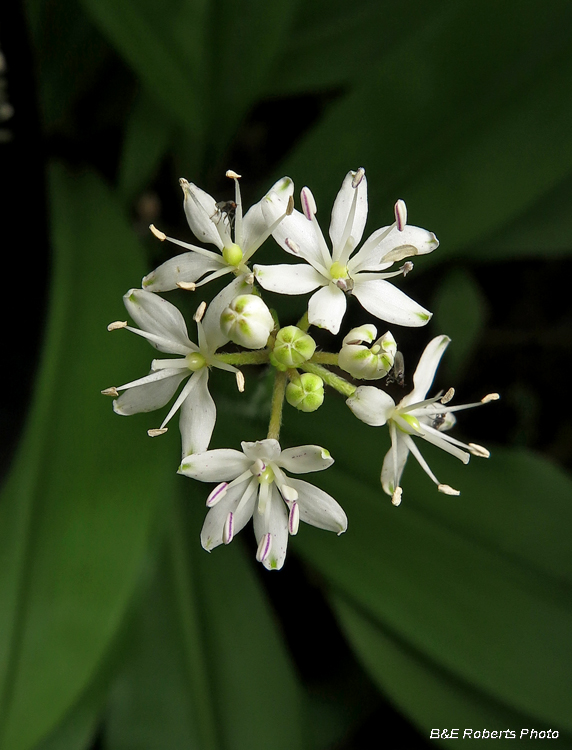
[103,168,498,569]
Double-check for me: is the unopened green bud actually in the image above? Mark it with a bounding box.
[339,327,397,380]
[220,294,274,349]
[286,373,324,413]
[273,326,316,367]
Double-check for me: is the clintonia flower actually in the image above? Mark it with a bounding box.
[102,289,244,457]
[179,439,347,570]
[254,168,438,335]
[142,171,294,314]
[346,335,499,505]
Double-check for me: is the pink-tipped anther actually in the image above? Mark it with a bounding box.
[288,502,300,536]
[256,532,273,562]
[301,187,317,220]
[207,482,228,507]
[394,199,407,231]
[223,512,234,544]
[285,238,301,255]
[352,167,366,188]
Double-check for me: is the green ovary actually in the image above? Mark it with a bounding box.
[186,352,207,371]
[223,243,244,266]
[258,466,275,485]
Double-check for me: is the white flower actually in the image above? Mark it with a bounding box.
[179,439,347,570]
[346,335,499,504]
[142,171,294,314]
[254,168,438,335]
[220,294,274,349]
[103,289,244,456]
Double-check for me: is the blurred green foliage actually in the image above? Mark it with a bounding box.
[1,0,572,748]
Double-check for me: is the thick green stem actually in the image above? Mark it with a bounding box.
[300,361,356,398]
[267,369,288,440]
[310,351,338,366]
[215,350,270,366]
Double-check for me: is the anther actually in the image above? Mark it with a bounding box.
[176,281,196,291]
[394,199,407,231]
[285,238,301,255]
[256,532,272,563]
[391,487,403,506]
[226,169,241,179]
[469,443,490,458]
[281,485,298,502]
[401,261,414,276]
[148,428,168,437]
[236,371,245,393]
[223,512,234,544]
[193,301,207,322]
[438,484,460,496]
[441,387,455,404]
[250,459,266,476]
[288,502,300,535]
[352,167,366,188]
[107,321,127,331]
[206,482,228,507]
[482,393,500,403]
[301,187,317,220]
[286,195,294,215]
[149,224,166,241]
[101,387,119,397]
[244,272,255,285]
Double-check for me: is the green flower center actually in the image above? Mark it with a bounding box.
[329,261,349,279]
[186,352,207,371]
[258,466,275,485]
[222,243,244,267]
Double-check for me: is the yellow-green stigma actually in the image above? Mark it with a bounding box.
[258,466,275,485]
[329,261,349,280]
[222,243,243,267]
[186,352,207,371]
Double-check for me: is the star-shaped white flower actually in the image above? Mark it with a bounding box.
[179,439,347,570]
[142,171,294,315]
[346,335,499,504]
[103,289,243,457]
[254,168,438,335]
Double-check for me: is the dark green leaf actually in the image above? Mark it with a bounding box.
[0,163,175,750]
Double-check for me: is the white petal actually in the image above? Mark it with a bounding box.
[241,177,294,255]
[179,369,216,456]
[276,445,333,474]
[346,385,395,426]
[272,209,327,271]
[142,252,224,292]
[352,277,432,327]
[341,323,377,346]
[254,263,325,295]
[124,289,194,354]
[113,371,188,416]
[286,477,347,534]
[380,427,410,496]
[179,448,250,481]
[253,485,289,570]
[329,170,368,261]
[200,482,257,551]
[352,225,439,273]
[182,181,223,249]
[401,335,451,406]
[241,439,281,463]
[308,283,347,334]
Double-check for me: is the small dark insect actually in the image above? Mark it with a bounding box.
[386,350,405,387]
[212,200,237,230]
[431,413,447,430]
